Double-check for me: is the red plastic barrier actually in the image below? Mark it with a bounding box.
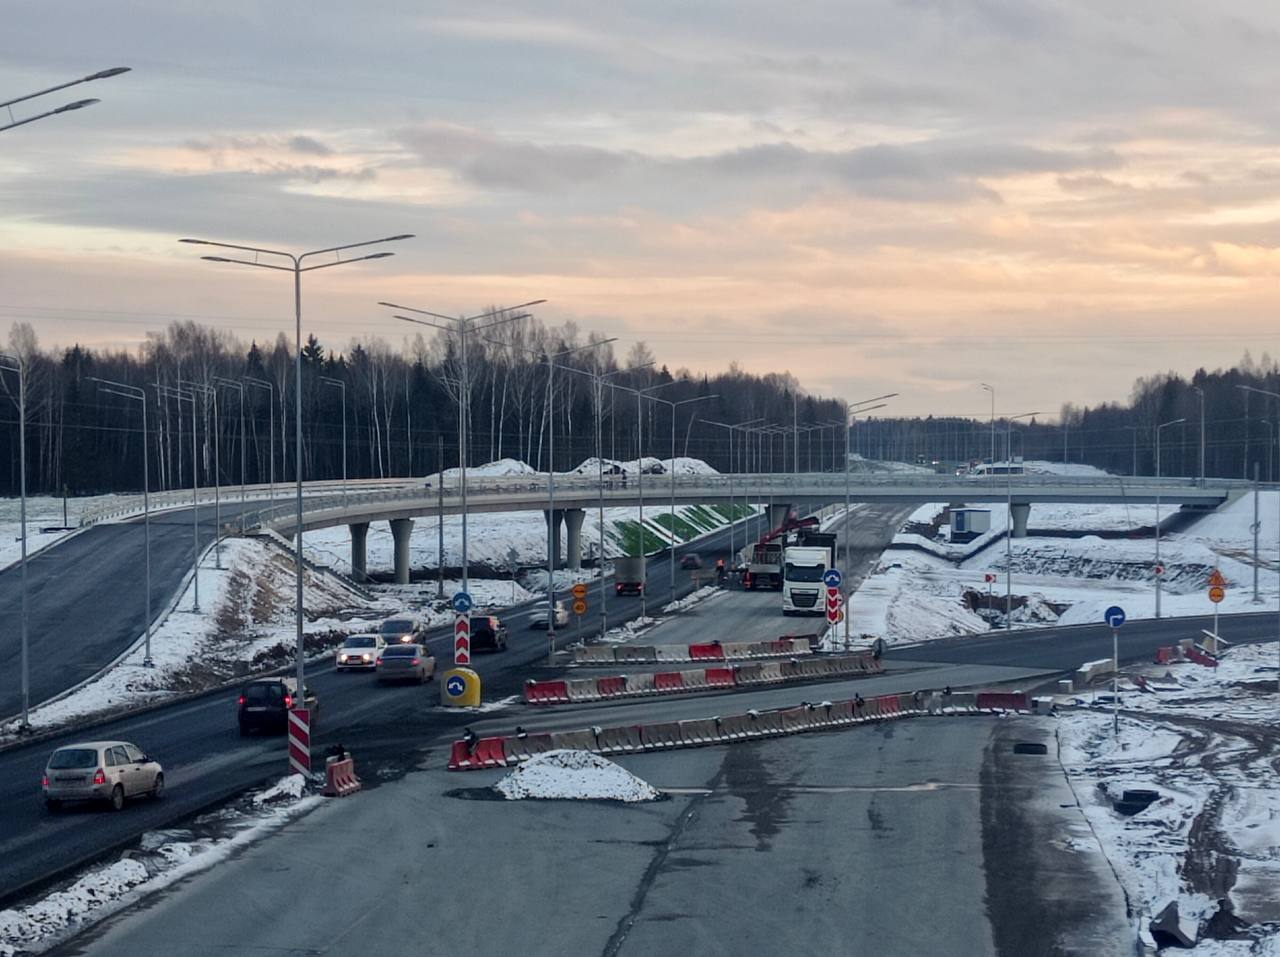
[524,680,571,704]
[975,692,1030,712]
[1186,647,1219,669]
[875,695,900,717]
[323,755,362,797]
[596,676,627,697]
[447,736,509,771]
[688,643,726,661]
[654,671,685,692]
[704,667,736,689]
[1154,646,1176,665]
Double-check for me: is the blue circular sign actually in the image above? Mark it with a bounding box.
[452,591,473,614]
[1104,605,1126,628]
[446,675,467,697]
[822,568,843,588]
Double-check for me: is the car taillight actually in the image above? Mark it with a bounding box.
[41,775,48,788]
[238,695,246,706]
[411,658,421,665]
[284,695,293,709]
[376,657,383,665]
[92,768,107,786]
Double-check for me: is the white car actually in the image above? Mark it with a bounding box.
[528,600,570,630]
[336,633,385,671]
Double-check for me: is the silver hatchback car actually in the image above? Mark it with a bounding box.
[42,741,164,812]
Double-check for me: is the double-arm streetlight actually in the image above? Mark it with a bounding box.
[1154,416,1187,618]
[89,378,155,666]
[1237,385,1280,690]
[0,353,30,728]
[213,377,247,528]
[386,299,543,593]
[319,376,347,508]
[840,394,898,643]
[156,384,201,612]
[0,66,130,133]
[183,232,412,702]
[245,377,275,503]
[641,391,718,602]
[178,380,222,569]
[701,417,765,571]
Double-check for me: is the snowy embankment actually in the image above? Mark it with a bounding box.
[837,488,1280,648]
[0,774,321,957]
[494,750,661,802]
[0,538,389,738]
[1056,642,1280,950]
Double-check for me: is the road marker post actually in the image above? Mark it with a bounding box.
[1104,605,1126,737]
[572,582,588,643]
[1207,566,1226,642]
[288,708,310,777]
[823,568,844,647]
[453,590,473,666]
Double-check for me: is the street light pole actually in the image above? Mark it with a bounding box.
[89,378,155,666]
[1194,386,1206,484]
[0,354,29,728]
[1155,416,1187,618]
[214,377,246,529]
[0,66,130,133]
[388,300,545,595]
[319,377,347,508]
[245,377,275,504]
[180,380,221,570]
[183,231,412,704]
[981,383,995,476]
[1237,385,1280,690]
[1003,412,1039,631]
[840,395,896,642]
[156,385,200,612]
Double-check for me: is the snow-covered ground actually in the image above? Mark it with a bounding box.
[493,749,661,802]
[0,538,390,737]
[837,489,1280,647]
[0,774,322,957]
[1056,642,1280,950]
[0,494,121,569]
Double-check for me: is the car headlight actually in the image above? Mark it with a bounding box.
[361,654,371,661]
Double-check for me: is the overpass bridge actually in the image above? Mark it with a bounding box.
[212,472,1242,582]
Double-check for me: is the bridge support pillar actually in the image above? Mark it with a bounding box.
[349,522,369,582]
[543,509,564,569]
[564,508,586,570]
[1010,503,1031,538]
[389,518,414,584]
[767,502,792,530]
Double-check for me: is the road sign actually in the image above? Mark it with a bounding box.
[1208,585,1225,603]
[452,591,473,614]
[984,573,997,584]
[825,586,842,625]
[1207,568,1227,588]
[454,613,471,665]
[572,598,588,615]
[1154,564,1165,576]
[287,708,310,776]
[1104,605,1126,628]
[572,582,588,599]
[823,568,843,588]
[441,667,481,707]
[445,674,466,697]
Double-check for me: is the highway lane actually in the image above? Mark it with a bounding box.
[0,511,771,903]
[60,718,1132,956]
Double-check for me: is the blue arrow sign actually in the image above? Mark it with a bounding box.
[823,568,843,588]
[452,591,473,614]
[446,675,467,697]
[1104,605,1126,628]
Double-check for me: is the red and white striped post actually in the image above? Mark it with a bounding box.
[454,612,471,666]
[288,708,310,776]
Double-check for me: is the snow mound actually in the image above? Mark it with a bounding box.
[252,773,308,805]
[0,859,148,953]
[438,458,537,479]
[493,750,661,802]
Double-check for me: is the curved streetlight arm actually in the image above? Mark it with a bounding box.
[379,299,545,327]
[0,67,129,111]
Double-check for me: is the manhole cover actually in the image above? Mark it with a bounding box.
[1012,742,1048,755]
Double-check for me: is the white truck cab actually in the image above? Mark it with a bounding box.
[782,545,830,614]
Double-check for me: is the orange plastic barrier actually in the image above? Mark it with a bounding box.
[323,755,362,797]
[524,680,571,704]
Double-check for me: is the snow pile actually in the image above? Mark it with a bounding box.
[596,616,658,645]
[0,859,148,955]
[494,750,660,802]
[661,585,722,615]
[1056,642,1280,947]
[435,458,537,481]
[252,773,309,805]
[432,694,519,715]
[1023,460,1111,477]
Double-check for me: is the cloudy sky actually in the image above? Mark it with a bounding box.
[2,1,1279,417]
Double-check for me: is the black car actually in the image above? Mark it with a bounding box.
[471,615,509,652]
[679,554,703,570]
[237,677,318,736]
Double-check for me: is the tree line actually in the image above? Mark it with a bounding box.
[854,351,1280,480]
[0,317,848,496]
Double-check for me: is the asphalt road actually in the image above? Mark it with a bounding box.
[0,510,774,904]
[59,717,1132,957]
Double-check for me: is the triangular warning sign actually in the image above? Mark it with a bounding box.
[1207,568,1227,587]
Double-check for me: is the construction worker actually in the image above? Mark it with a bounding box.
[715,557,727,586]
